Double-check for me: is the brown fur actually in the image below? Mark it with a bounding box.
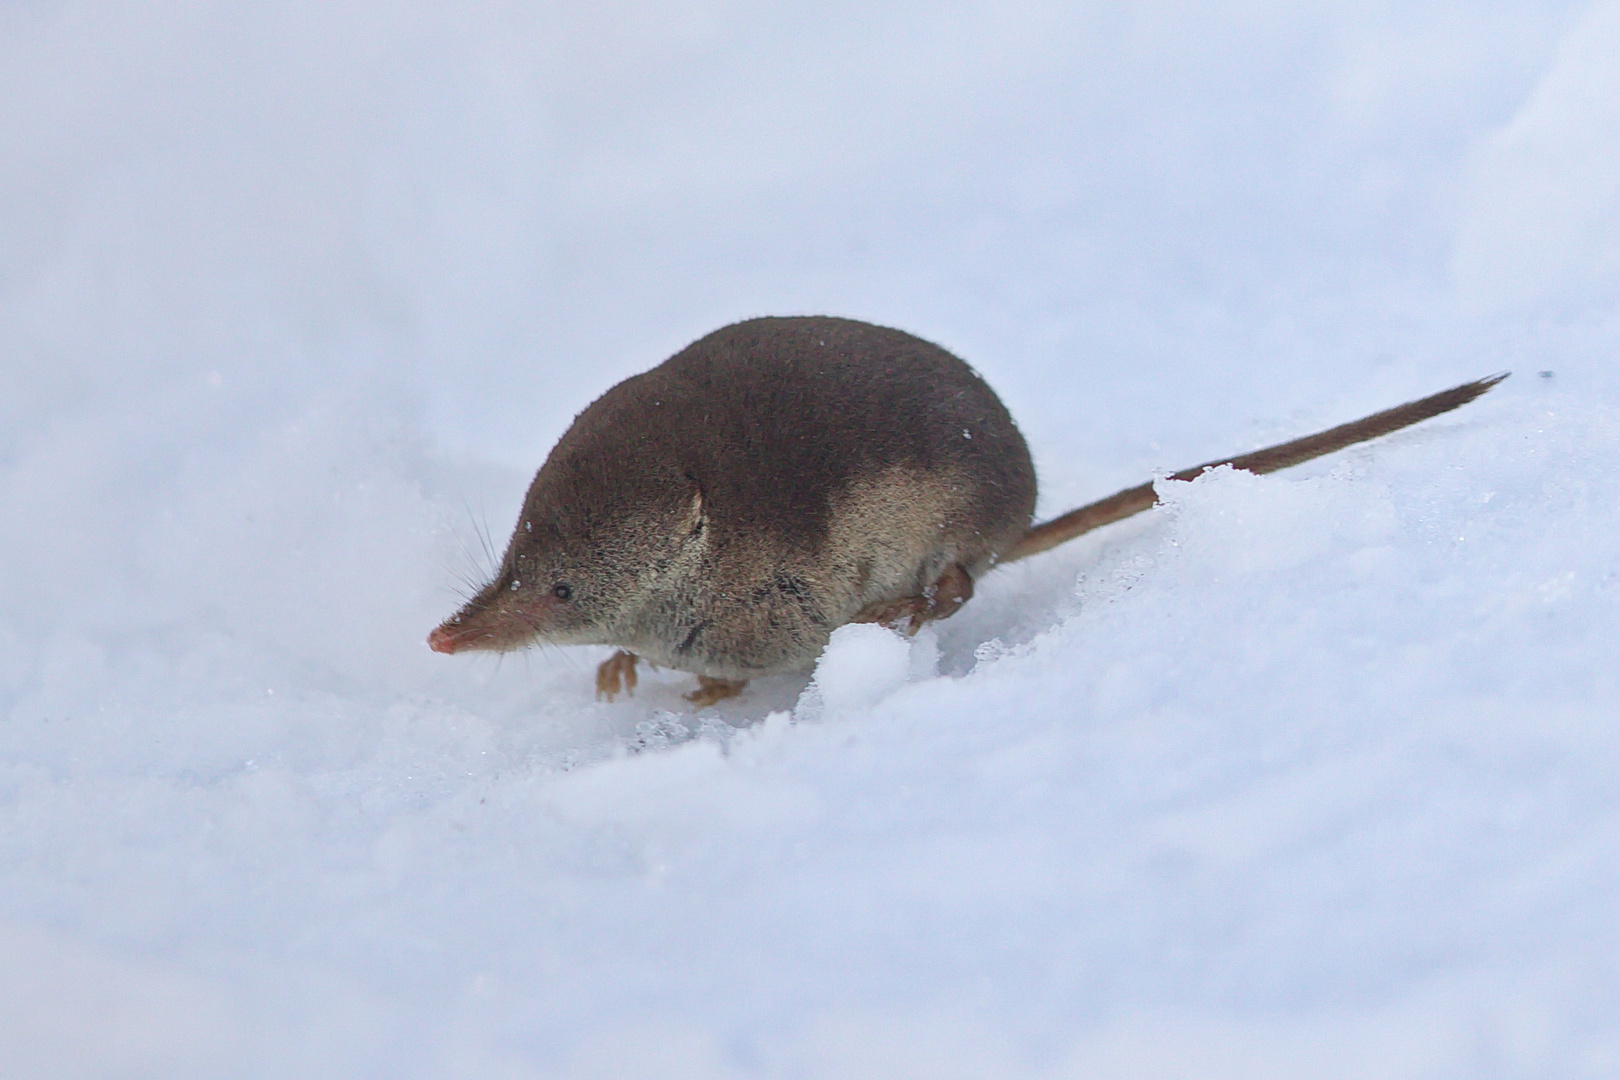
[427,316,1506,703]
[428,317,1037,689]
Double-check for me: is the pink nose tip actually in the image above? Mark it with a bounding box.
[427,626,458,654]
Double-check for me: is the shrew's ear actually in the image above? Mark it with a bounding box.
[678,484,706,539]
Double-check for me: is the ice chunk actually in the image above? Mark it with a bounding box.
[809,623,913,714]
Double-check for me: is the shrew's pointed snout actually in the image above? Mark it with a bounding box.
[427,615,497,654]
[427,625,460,654]
[426,594,550,655]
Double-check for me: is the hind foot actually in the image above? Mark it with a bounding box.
[851,563,974,635]
[595,650,639,701]
[686,676,747,707]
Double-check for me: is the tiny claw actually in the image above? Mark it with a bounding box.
[685,676,747,707]
[596,650,639,701]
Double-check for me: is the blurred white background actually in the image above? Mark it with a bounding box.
[2,2,1617,1076]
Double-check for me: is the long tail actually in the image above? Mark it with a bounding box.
[1005,372,1509,564]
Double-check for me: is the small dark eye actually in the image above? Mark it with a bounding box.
[552,583,572,601]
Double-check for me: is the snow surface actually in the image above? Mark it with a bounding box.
[3,1,1619,1076]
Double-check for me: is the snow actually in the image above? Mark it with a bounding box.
[803,624,921,716]
[2,1,1618,1076]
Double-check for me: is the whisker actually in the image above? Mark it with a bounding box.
[460,495,499,582]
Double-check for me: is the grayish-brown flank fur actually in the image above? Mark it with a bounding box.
[429,315,1506,695]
